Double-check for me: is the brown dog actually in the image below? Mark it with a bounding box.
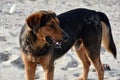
[19,9,116,80]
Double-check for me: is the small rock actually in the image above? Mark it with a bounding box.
[11,57,24,69]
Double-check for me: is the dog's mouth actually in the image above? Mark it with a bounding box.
[45,36,62,48]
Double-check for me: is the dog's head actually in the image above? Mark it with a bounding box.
[26,11,69,48]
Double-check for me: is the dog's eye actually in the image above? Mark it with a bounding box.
[50,24,54,29]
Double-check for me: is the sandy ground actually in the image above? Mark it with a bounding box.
[0,0,120,80]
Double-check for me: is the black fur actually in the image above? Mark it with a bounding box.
[53,8,102,59]
[53,8,116,60]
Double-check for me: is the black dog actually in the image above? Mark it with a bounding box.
[19,8,116,80]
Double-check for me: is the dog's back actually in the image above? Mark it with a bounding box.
[57,8,116,58]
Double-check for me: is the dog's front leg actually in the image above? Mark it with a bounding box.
[40,54,54,80]
[24,62,37,80]
[21,53,37,80]
[41,61,54,80]
[44,64,54,80]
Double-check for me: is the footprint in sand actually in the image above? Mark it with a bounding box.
[11,57,24,69]
[0,52,10,62]
[61,54,78,71]
[73,73,80,77]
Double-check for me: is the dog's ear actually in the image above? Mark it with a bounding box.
[26,12,44,33]
[26,11,57,33]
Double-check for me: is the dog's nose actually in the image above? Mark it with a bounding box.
[62,34,69,41]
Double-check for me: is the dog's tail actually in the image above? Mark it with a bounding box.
[97,12,117,58]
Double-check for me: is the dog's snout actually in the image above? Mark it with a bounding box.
[62,34,69,41]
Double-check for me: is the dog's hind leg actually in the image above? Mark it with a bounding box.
[90,56,104,80]
[74,40,91,80]
[86,50,104,80]
[83,37,104,80]
[81,18,104,80]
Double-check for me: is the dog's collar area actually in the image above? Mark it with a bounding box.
[36,44,50,56]
[30,44,50,57]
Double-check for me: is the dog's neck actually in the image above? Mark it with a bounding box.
[21,26,50,57]
[26,26,47,47]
